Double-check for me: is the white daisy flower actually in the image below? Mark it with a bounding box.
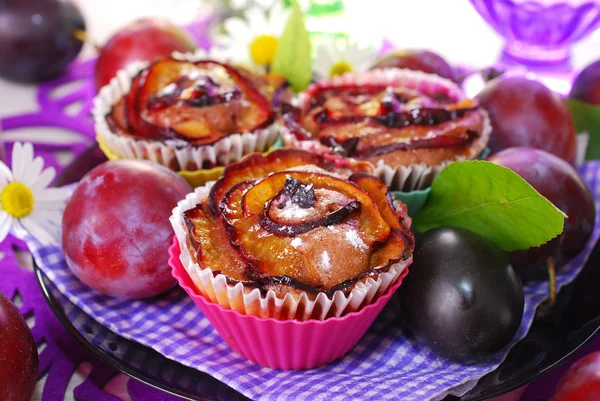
[213,2,290,69]
[313,37,378,79]
[0,143,70,246]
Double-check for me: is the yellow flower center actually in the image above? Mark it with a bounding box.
[329,60,353,77]
[1,182,34,218]
[250,35,279,66]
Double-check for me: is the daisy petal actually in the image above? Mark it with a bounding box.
[12,142,36,183]
[246,7,268,35]
[19,216,57,246]
[314,45,334,77]
[33,188,70,209]
[11,142,25,183]
[0,161,13,187]
[0,212,12,243]
[224,17,251,42]
[29,167,56,193]
[21,156,44,187]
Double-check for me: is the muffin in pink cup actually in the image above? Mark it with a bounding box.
[168,148,414,369]
[279,68,491,191]
[169,237,410,370]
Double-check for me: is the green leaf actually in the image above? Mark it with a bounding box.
[565,98,600,160]
[413,161,565,252]
[271,0,312,92]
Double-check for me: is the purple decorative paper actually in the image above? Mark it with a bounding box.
[25,162,600,401]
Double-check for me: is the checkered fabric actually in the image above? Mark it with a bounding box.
[29,162,600,401]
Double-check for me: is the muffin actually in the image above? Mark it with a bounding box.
[280,68,491,191]
[93,50,282,175]
[170,149,414,320]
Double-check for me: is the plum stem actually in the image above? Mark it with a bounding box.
[72,29,101,51]
[547,257,557,305]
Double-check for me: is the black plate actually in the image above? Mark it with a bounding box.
[40,145,600,401]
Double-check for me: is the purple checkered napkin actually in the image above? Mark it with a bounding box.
[28,163,600,401]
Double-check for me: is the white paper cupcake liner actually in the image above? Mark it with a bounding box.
[280,68,492,191]
[170,183,410,321]
[93,49,279,171]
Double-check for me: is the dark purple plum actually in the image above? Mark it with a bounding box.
[0,292,38,401]
[489,147,596,272]
[478,77,577,164]
[570,59,600,105]
[0,0,85,83]
[398,227,524,363]
[371,49,455,81]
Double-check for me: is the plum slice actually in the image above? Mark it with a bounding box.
[260,200,360,237]
[183,201,248,281]
[241,171,390,244]
[349,173,404,230]
[290,82,483,158]
[257,176,360,237]
[209,149,340,213]
[116,58,274,146]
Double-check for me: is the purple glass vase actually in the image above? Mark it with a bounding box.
[470,0,600,68]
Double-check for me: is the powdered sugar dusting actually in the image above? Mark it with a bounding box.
[280,200,310,219]
[291,238,303,248]
[320,251,331,270]
[345,229,368,250]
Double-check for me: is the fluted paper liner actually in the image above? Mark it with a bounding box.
[169,183,411,321]
[93,49,279,171]
[280,68,492,191]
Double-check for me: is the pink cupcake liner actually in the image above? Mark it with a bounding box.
[168,237,411,370]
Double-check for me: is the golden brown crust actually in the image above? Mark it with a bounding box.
[181,149,414,297]
[106,58,276,147]
[283,75,488,169]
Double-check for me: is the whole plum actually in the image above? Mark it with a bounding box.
[570,59,600,105]
[371,49,455,81]
[0,0,85,83]
[489,147,596,271]
[94,18,196,90]
[551,352,600,401]
[478,77,576,164]
[398,227,524,363]
[62,160,192,299]
[0,291,38,401]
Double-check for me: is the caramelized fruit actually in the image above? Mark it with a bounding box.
[183,150,413,295]
[286,81,485,164]
[208,149,341,213]
[111,58,273,146]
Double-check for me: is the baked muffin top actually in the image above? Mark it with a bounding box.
[181,149,414,297]
[107,58,277,148]
[282,70,489,167]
